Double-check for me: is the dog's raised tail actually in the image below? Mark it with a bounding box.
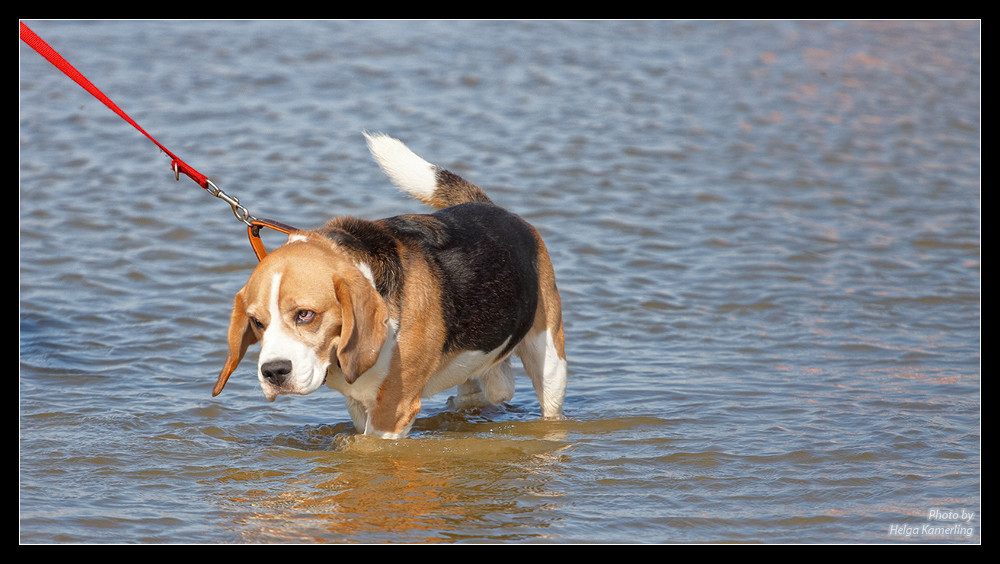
[364,132,493,209]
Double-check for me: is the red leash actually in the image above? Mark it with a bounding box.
[20,21,296,260]
[20,21,209,189]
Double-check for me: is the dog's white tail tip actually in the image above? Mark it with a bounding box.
[363,131,438,202]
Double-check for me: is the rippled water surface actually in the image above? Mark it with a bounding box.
[20,20,979,543]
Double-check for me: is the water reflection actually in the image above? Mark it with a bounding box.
[216,418,572,543]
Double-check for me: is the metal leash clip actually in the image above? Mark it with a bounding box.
[171,162,297,260]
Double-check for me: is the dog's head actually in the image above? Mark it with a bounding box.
[212,234,389,401]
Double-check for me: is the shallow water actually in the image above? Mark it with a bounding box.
[20,20,979,543]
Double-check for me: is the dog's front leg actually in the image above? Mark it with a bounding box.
[363,343,442,438]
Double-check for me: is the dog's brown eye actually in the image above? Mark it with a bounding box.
[296,310,315,324]
[250,317,265,330]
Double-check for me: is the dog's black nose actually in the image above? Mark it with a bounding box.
[260,360,292,383]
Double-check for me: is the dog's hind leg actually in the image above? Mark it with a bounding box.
[447,357,515,410]
[516,326,567,419]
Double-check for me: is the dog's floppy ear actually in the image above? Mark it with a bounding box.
[213,287,259,396]
[334,276,389,384]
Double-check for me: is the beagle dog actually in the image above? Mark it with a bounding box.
[212,133,567,438]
